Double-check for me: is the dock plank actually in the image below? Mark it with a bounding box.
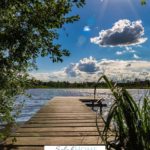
[27,119,102,124]
[20,123,104,127]
[3,96,108,149]
[5,136,102,145]
[16,127,98,132]
[12,131,100,137]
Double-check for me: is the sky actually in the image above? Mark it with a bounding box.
[30,0,150,82]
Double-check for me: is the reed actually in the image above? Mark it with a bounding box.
[94,75,150,150]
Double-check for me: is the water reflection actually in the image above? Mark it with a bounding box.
[15,89,150,123]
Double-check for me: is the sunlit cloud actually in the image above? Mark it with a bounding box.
[91,19,147,47]
[77,56,100,73]
[83,26,91,32]
[116,47,136,55]
[65,63,78,77]
[126,47,136,53]
[116,51,125,55]
[30,57,150,82]
[30,73,51,82]
[133,54,140,59]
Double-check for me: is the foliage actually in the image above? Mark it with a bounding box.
[94,75,150,150]
[0,72,28,141]
[0,0,85,66]
[0,0,85,141]
[28,78,150,89]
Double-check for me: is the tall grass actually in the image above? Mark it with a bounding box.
[94,75,150,150]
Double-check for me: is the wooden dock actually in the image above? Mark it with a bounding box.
[2,97,112,150]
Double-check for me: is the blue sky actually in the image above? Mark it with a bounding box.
[31,0,150,82]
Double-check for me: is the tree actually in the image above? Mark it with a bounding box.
[0,0,85,140]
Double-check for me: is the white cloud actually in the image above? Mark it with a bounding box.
[116,47,136,55]
[83,26,91,32]
[30,57,150,82]
[91,19,147,47]
[133,54,140,59]
[116,51,125,55]
[77,56,100,73]
[126,47,136,53]
[63,56,101,82]
[30,73,51,82]
[29,71,67,82]
[65,63,78,77]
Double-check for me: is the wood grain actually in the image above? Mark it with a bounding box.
[3,96,109,149]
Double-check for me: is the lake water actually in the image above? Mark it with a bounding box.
[15,89,150,123]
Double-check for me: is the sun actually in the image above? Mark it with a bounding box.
[98,0,139,19]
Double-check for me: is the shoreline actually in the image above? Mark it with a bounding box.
[27,87,150,89]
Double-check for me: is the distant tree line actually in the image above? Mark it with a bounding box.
[28,78,150,89]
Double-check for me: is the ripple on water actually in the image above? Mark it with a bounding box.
[14,88,150,123]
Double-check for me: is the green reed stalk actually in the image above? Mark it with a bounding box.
[94,75,150,150]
